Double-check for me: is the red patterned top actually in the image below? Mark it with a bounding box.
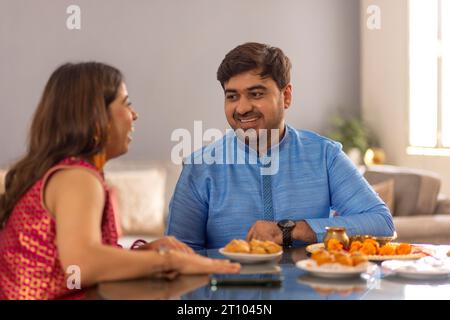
[0,157,119,300]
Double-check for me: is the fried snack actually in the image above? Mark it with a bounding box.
[379,244,397,256]
[263,241,282,254]
[396,243,412,255]
[359,241,378,255]
[334,252,353,267]
[250,239,282,254]
[224,239,282,254]
[350,252,368,266]
[447,251,450,257]
[249,239,266,254]
[223,239,250,253]
[247,239,265,254]
[250,246,267,254]
[311,249,335,266]
[349,241,363,253]
[326,238,344,251]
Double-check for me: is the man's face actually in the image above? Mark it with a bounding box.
[223,69,292,136]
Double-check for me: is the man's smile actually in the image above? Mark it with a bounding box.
[239,117,259,123]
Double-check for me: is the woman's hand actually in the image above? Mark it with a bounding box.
[169,251,241,275]
[136,236,194,254]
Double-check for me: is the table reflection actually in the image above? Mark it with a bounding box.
[96,245,450,300]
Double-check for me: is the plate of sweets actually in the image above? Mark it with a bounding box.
[296,249,376,278]
[219,239,283,264]
[306,236,429,261]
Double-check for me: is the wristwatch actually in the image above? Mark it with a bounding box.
[277,220,296,248]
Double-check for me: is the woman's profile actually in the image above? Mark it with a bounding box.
[0,62,240,300]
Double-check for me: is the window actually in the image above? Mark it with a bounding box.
[408,0,450,155]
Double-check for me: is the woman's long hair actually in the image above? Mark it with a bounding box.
[0,62,123,228]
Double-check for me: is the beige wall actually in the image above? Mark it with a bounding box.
[361,0,450,196]
[0,0,361,167]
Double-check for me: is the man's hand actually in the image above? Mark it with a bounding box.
[246,220,317,245]
[246,220,282,245]
[136,236,194,254]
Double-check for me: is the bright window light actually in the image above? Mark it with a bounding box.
[409,0,438,148]
[441,0,450,146]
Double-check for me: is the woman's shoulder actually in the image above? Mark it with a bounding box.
[43,163,106,215]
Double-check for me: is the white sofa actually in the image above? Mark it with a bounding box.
[104,160,181,248]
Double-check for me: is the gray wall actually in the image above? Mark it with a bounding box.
[0,0,360,166]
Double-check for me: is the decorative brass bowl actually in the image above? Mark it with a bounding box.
[324,227,350,249]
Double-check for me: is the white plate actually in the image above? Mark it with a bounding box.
[305,243,428,261]
[296,259,376,279]
[382,258,450,280]
[219,248,283,264]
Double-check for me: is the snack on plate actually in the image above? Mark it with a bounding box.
[326,238,344,251]
[311,249,334,266]
[323,237,414,256]
[223,239,282,254]
[334,252,353,267]
[311,249,368,267]
[379,243,396,256]
[263,241,284,254]
[349,252,368,266]
[223,239,250,253]
[395,243,412,255]
[349,240,363,253]
[359,240,379,255]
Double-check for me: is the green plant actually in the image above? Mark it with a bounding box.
[327,116,378,155]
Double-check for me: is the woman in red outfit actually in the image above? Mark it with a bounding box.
[0,62,239,300]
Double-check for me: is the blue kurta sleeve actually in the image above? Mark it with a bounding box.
[166,163,209,250]
[304,142,396,242]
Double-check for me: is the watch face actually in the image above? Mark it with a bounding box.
[278,219,295,229]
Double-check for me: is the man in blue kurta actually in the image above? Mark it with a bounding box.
[166,42,395,250]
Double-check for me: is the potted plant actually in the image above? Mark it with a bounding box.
[327,115,380,165]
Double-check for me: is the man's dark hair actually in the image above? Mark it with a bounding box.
[217,42,292,90]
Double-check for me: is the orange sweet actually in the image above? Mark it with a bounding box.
[359,241,378,255]
[312,249,368,267]
[334,252,353,267]
[327,238,344,251]
[379,244,396,256]
[311,249,335,266]
[396,243,412,255]
[349,241,363,253]
[364,238,380,250]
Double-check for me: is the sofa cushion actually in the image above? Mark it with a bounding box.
[105,169,166,236]
[364,165,441,217]
[371,179,395,215]
[393,215,450,245]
